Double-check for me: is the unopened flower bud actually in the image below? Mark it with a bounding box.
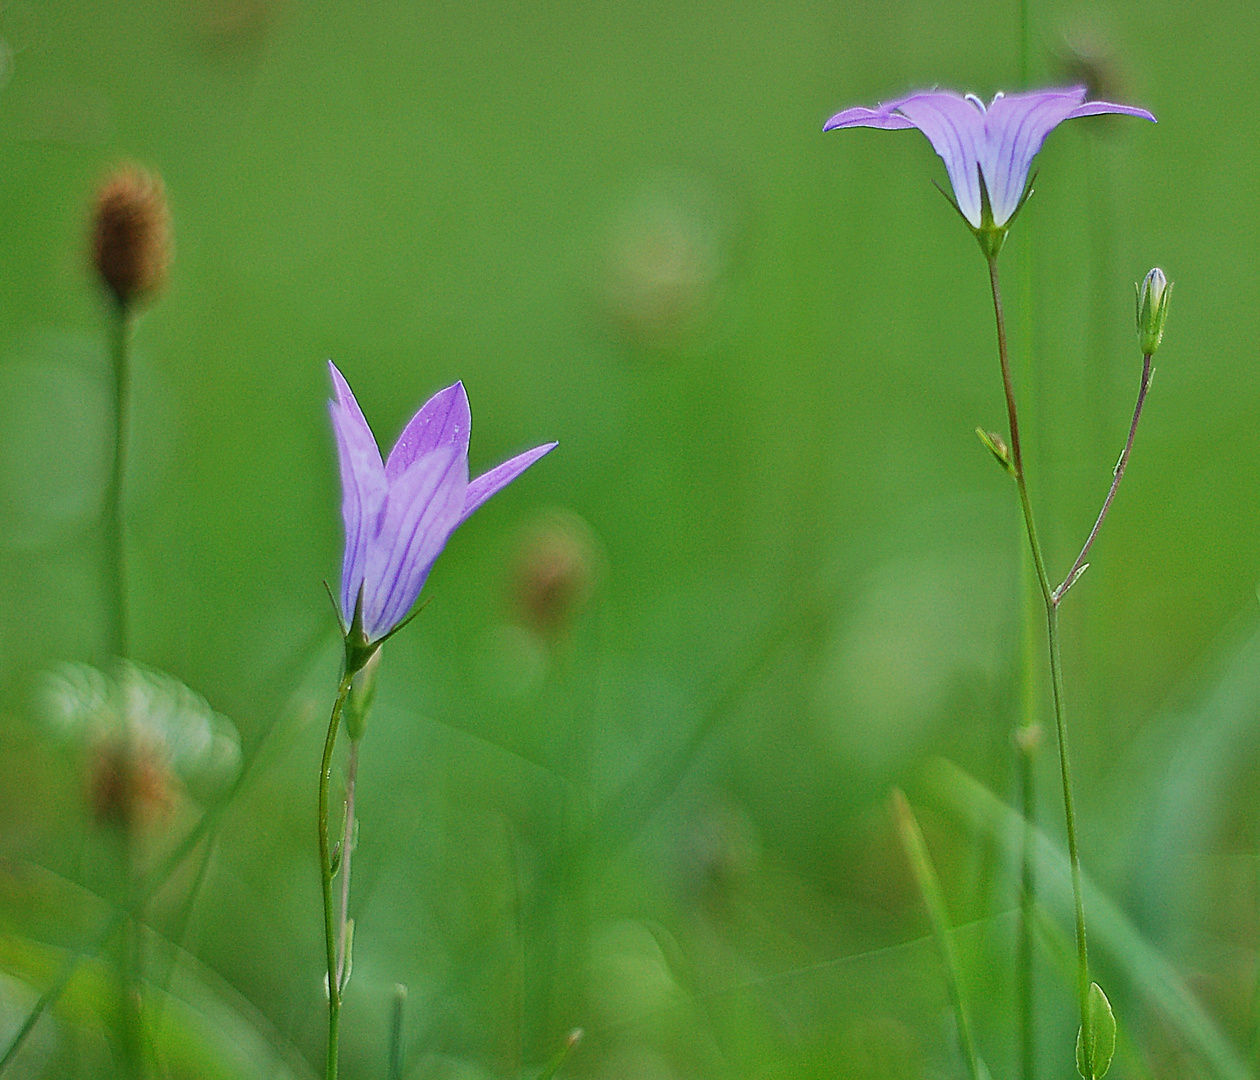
[1135,268,1171,355]
[344,648,381,742]
[91,165,171,311]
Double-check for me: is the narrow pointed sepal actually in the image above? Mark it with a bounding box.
[344,585,381,677]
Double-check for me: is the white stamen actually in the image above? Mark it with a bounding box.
[965,93,986,113]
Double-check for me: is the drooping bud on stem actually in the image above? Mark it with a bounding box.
[91,165,172,312]
[1135,267,1171,356]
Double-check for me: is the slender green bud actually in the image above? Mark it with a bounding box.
[1135,267,1171,355]
[344,648,381,742]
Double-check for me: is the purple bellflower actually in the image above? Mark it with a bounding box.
[824,86,1154,253]
[329,361,555,653]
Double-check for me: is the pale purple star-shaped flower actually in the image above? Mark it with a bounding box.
[824,86,1154,231]
[329,361,556,644]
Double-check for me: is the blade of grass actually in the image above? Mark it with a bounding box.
[926,757,1250,1080]
[891,789,987,1080]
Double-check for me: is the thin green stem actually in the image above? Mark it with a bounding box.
[103,302,141,1079]
[1047,605,1092,1066]
[320,671,354,1080]
[1054,354,1153,603]
[103,305,131,663]
[892,789,985,1080]
[987,255,1094,1072]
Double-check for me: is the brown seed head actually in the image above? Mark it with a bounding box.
[91,165,171,310]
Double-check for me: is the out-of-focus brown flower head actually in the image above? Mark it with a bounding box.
[1056,24,1126,117]
[511,510,599,637]
[89,735,174,832]
[91,164,171,311]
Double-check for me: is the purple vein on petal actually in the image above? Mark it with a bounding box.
[385,381,472,482]
[983,89,1082,224]
[461,442,558,525]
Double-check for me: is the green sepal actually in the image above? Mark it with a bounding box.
[1076,982,1117,1079]
[343,585,381,678]
[975,427,1012,473]
[971,167,1008,260]
[1136,269,1172,355]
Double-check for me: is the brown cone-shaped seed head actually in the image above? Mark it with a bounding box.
[91,165,171,310]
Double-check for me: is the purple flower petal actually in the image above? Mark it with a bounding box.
[328,362,387,625]
[981,88,1091,224]
[328,365,555,642]
[888,92,988,227]
[824,85,1156,231]
[462,442,558,525]
[385,381,472,482]
[822,105,916,131]
[362,447,468,639]
[1066,100,1157,123]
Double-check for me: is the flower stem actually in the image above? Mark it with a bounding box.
[1054,354,1153,604]
[987,255,1094,1073]
[103,305,131,663]
[320,670,354,1080]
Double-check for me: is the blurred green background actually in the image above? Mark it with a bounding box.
[0,0,1255,1076]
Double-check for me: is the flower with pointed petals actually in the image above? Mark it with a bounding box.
[824,86,1154,254]
[329,361,556,655]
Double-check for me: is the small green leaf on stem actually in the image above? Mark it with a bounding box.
[976,427,1013,472]
[1076,982,1117,1079]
